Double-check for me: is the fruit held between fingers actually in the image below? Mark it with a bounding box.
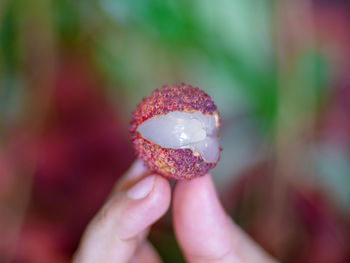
[130,84,221,180]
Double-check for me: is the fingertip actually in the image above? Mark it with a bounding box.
[118,174,171,239]
[174,173,214,195]
[73,174,170,263]
[138,174,171,215]
[152,175,172,210]
[127,175,156,200]
[173,174,220,217]
[114,159,149,193]
[127,159,149,179]
[173,174,236,262]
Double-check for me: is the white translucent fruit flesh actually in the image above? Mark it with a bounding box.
[136,111,219,162]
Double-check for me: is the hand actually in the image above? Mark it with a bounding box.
[73,160,278,263]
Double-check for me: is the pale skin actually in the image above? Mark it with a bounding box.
[73,160,279,263]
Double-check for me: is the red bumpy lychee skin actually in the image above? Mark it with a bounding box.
[130,83,220,180]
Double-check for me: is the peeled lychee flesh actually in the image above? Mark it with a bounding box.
[130,84,220,180]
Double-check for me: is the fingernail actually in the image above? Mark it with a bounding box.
[127,175,155,200]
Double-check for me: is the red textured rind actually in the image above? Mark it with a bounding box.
[130,84,220,180]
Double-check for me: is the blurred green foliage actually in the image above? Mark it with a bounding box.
[0,1,22,133]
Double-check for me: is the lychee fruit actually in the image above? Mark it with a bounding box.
[130,84,220,180]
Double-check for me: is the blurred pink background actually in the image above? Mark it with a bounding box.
[0,0,349,262]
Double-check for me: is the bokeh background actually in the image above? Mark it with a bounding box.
[1,0,350,262]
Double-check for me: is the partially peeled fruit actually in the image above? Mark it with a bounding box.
[130,84,221,180]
